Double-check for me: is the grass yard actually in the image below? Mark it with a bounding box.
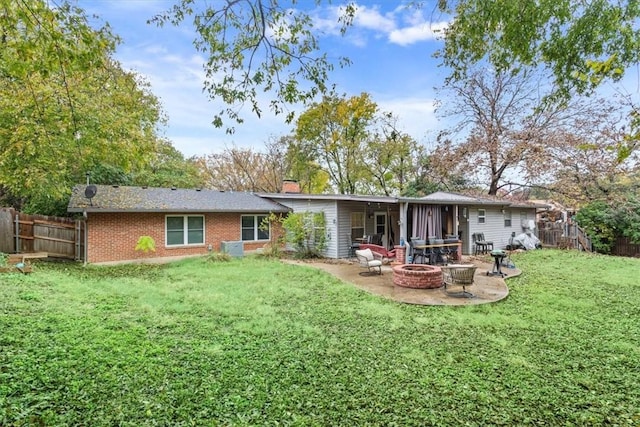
[1,250,639,426]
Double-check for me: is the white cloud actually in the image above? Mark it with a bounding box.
[388,20,448,46]
[317,3,450,47]
[352,5,396,33]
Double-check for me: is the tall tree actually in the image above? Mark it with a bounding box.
[198,137,300,193]
[282,135,331,194]
[362,113,423,196]
[434,69,563,195]
[295,93,376,194]
[528,102,640,206]
[437,0,640,163]
[134,140,205,189]
[0,0,169,214]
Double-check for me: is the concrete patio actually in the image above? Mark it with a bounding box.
[285,255,520,306]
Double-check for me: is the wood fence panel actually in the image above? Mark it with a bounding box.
[612,237,640,258]
[17,215,34,253]
[7,211,78,259]
[537,221,592,252]
[537,222,564,247]
[0,208,16,253]
[33,219,76,258]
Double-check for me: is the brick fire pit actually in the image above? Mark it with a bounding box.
[392,264,443,289]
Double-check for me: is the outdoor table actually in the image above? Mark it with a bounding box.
[414,242,462,265]
[487,250,507,277]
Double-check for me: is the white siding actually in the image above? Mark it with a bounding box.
[337,201,364,258]
[467,206,538,252]
[275,199,339,258]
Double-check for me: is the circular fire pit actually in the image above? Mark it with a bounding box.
[393,264,443,289]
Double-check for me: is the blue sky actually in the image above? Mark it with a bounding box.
[76,1,451,157]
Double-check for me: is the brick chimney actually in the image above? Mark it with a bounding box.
[282,180,301,193]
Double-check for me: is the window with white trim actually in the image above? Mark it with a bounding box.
[504,210,512,227]
[166,215,204,246]
[242,215,270,241]
[478,209,486,224]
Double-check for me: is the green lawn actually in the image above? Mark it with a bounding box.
[1,250,639,426]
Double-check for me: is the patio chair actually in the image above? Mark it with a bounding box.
[346,234,360,259]
[472,233,493,255]
[355,248,383,275]
[441,264,477,297]
[370,233,383,246]
[478,233,493,253]
[358,243,396,263]
[409,237,428,264]
[428,237,447,265]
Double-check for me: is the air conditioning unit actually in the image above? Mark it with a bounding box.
[220,241,244,257]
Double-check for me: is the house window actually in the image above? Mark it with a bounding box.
[242,215,270,241]
[504,210,512,227]
[478,209,486,224]
[166,215,204,246]
[351,212,365,240]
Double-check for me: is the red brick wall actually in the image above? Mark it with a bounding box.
[87,212,284,263]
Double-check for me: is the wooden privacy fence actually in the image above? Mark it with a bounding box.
[611,237,640,258]
[0,208,85,261]
[537,221,593,252]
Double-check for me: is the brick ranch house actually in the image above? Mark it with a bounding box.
[67,185,290,264]
[69,184,545,264]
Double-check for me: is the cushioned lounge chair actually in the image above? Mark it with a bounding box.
[355,248,383,275]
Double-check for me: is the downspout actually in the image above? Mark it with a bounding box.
[83,210,88,266]
[14,212,19,253]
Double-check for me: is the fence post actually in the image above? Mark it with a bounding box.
[14,213,19,253]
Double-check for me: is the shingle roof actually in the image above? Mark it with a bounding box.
[399,191,505,205]
[68,185,290,213]
[415,192,549,208]
[257,192,397,204]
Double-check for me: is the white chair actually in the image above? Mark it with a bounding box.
[355,248,383,275]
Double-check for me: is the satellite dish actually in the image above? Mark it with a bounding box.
[84,185,97,205]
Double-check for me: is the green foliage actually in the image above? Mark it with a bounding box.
[258,213,283,258]
[281,211,327,258]
[1,252,639,425]
[611,195,640,243]
[0,252,8,267]
[576,201,617,253]
[295,92,378,194]
[134,140,206,189]
[21,193,71,217]
[577,195,640,253]
[89,164,135,187]
[134,236,156,253]
[437,0,640,170]
[151,1,354,132]
[0,0,185,216]
[438,0,640,100]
